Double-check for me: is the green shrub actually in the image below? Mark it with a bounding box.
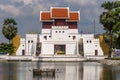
[0,43,15,55]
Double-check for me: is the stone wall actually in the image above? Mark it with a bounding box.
[100,59,120,66]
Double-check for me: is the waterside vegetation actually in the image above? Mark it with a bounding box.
[100,1,120,58]
[0,18,18,55]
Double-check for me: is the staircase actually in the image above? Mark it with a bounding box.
[35,34,41,56]
[78,38,84,56]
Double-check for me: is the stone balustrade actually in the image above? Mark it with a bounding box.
[52,26,68,29]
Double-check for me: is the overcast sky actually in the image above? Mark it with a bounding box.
[0,0,117,42]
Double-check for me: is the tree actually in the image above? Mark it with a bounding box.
[2,18,18,43]
[113,32,120,48]
[100,1,120,58]
[113,14,120,48]
[0,43,14,55]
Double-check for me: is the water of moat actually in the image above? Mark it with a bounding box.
[0,61,120,80]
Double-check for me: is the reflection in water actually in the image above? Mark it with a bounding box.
[34,62,83,80]
[0,61,120,80]
[83,62,102,80]
[100,65,117,80]
[0,62,18,80]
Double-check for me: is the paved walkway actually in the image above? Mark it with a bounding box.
[0,55,105,61]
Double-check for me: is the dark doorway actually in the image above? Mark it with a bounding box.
[95,50,98,56]
[22,50,25,55]
[54,45,66,55]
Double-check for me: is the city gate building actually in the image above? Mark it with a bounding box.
[16,7,103,60]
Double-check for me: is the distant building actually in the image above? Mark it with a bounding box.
[16,7,103,59]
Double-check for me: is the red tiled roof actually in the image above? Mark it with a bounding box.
[68,12,80,21]
[41,12,51,21]
[51,8,69,18]
[40,7,80,22]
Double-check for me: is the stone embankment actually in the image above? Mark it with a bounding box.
[100,59,120,66]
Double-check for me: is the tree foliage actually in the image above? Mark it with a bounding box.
[0,43,14,55]
[100,1,120,58]
[2,18,18,43]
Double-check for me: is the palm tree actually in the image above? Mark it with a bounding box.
[100,1,119,58]
[2,18,18,43]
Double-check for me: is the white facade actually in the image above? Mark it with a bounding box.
[40,26,79,56]
[81,34,103,56]
[16,29,103,58]
[16,38,25,55]
[16,34,37,56]
[16,7,104,59]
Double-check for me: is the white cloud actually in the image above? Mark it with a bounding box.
[33,5,47,14]
[9,0,59,15]
[32,2,59,15]
[11,0,33,5]
[10,0,47,15]
[23,0,33,5]
[0,4,20,16]
[65,0,97,6]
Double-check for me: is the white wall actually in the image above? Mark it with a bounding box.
[41,41,78,55]
[25,34,37,55]
[41,43,54,55]
[16,38,25,55]
[16,32,103,57]
[40,26,79,55]
[82,34,94,38]
[69,29,78,34]
[94,39,103,55]
[41,29,51,34]
[52,29,68,41]
[82,34,103,56]
[66,43,77,55]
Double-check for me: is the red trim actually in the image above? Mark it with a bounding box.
[67,22,77,29]
[54,19,66,25]
[42,22,53,29]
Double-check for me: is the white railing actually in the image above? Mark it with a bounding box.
[52,26,68,29]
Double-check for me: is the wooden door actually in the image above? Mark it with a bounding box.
[22,50,25,55]
[95,50,98,56]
